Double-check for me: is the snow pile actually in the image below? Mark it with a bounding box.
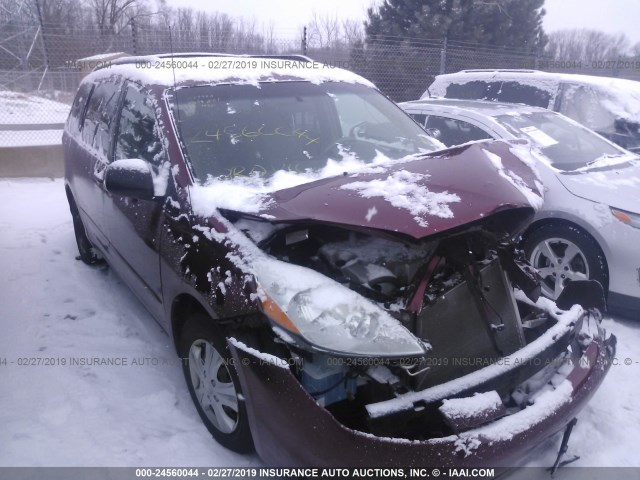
[439,391,503,420]
[340,170,461,227]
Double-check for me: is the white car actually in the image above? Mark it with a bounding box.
[402,98,640,316]
[425,69,640,153]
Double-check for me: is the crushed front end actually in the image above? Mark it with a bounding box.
[217,142,615,467]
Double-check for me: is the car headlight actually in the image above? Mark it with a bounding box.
[254,258,428,358]
[611,207,640,229]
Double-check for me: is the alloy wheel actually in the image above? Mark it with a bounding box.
[529,237,590,299]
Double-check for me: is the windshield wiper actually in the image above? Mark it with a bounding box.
[585,153,626,167]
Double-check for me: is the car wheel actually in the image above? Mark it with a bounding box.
[69,203,103,265]
[179,315,253,453]
[523,224,608,300]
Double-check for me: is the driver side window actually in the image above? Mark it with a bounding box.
[115,83,165,166]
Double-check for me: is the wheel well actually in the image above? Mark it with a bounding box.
[171,294,211,352]
[65,186,78,214]
[523,218,610,286]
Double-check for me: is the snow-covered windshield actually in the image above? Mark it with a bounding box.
[495,111,624,171]
[168,81,439,180]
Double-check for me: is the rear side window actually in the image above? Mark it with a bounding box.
[444,81,502,101]
[67,82,93,133]
[82,78,122,159]
[443,79,553,109]
[115,83,164,166]
[494,81,553,108]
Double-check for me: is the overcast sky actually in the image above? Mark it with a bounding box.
[165,0,640,47]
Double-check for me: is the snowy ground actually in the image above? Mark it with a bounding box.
[0,91,70,125]
[0,91,69,147]
[0,178,639,471]
[0,130,63,148]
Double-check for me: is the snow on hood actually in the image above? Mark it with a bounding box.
[189,151,394,215]
[556,160,640,214]
[193,140,542,240]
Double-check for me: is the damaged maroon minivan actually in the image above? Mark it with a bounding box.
[63,54,614,468]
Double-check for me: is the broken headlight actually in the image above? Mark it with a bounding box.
[255,259,428,358]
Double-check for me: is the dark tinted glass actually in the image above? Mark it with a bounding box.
[68,82,93,133]
[82,78,122,159]
[444,81,502,101]
[115,84,164,166]
[425,115,492,147]
[494,82,552,108]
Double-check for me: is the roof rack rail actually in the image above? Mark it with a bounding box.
[457,69,543,74]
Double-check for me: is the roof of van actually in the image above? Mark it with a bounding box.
[81,53,375,90]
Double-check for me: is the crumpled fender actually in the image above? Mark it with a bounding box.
[228,334,615,468]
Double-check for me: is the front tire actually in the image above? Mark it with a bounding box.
[523,223,608,300]
[68,198,102,265]
[179,315,253,453]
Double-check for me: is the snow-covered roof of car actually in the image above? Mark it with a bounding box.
[425,70,640,124]
[82,53,375,89]
[431,69,640,91]
[402,98,546,117]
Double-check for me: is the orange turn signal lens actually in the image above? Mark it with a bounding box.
[261,296,301,335]
[611,208,632,224]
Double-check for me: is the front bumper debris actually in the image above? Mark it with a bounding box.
[228,333,615,467]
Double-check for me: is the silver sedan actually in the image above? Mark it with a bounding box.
[402,98,640,316]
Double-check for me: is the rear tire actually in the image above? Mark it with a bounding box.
[179,314,253,453]
[523,223,608,300]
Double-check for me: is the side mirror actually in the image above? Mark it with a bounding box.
[104,158,157,200]
[425,127,442,140]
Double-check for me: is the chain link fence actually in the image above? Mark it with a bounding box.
[2,20,640,146]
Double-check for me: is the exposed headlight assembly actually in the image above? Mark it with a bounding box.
[611,207,640,229]
[254,258,428,358]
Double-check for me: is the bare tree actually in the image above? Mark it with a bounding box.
[341,19,364,46]
[547,29,630,63]
[308,11,340,49]
[88,0,141,35]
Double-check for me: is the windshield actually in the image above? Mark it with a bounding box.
[495,111,625,170]
[167,81,439,180]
